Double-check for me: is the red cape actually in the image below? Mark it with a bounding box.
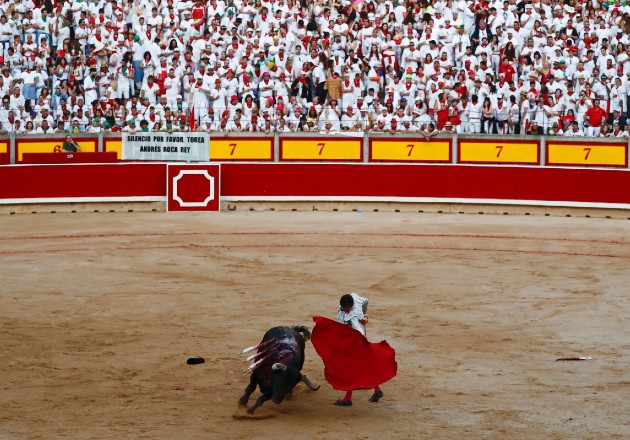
[311,316,397,391]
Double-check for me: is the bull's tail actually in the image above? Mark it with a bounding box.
[292,325,311,341]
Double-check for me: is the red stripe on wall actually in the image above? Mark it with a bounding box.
[220,164,630,205]
[0,164,166,199]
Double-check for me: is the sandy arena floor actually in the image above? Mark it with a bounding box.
[1,210,629,440]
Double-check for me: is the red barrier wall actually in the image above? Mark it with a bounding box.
[0,164,165,200]
[219,163,630,205]
[2,163,630,207]
[21,152,118,164]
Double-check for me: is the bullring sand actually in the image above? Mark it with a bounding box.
[1,210,629,439]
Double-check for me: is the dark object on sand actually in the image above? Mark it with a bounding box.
[554,356,593,362]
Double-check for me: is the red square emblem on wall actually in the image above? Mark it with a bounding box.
[167,164,221,212]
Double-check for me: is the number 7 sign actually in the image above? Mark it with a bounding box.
[459,141,539,164]
[546,142,627,167]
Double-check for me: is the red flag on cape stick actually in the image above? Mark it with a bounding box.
[311,316,397,391]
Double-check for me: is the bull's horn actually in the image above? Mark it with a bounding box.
[301,375,321,391]
[272,363,287,371]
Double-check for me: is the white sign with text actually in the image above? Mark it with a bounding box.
[122,132,210,161]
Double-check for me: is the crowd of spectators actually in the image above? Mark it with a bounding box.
[1,0,630,137]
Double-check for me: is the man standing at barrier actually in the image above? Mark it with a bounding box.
[584,99,608,137]
[62,135,82,152]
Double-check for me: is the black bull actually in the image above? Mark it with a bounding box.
[238,325,320,414]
